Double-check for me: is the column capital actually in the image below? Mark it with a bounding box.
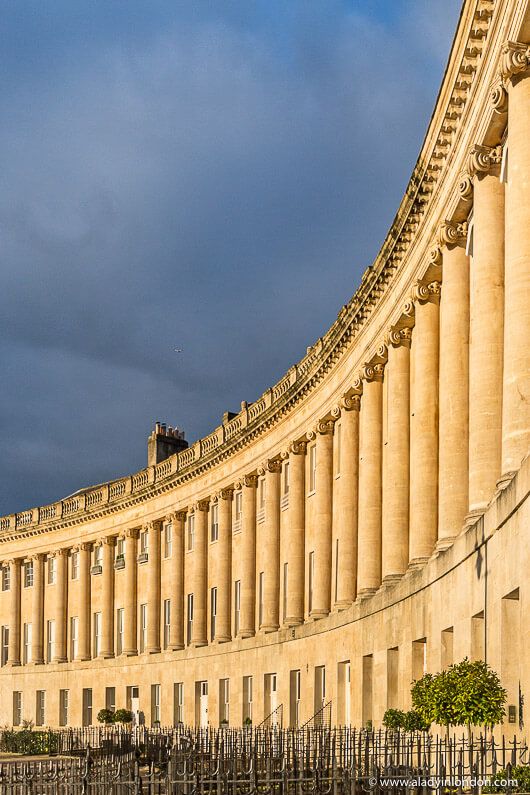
[219,487,234,500]
[240,474,258,489]
[123,528,139,540]
[257,459,282,475]
[98,535,116,547]
[468,144,503,178]
[29,552,46,562]
[341,393,361,411]
[490,77,508,113]
[361,362,385,383]
[386,325,412,349]
[290,439,308,455]
[411,279,441,305]
[168,510,187,523]
[316,418,336,435]
[57,547,68,556]
[438,220,468,248]
[195,498,210,512]
[500,40,530,81]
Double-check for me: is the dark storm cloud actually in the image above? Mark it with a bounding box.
[0,0,461,513]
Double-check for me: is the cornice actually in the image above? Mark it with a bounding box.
[0,0,513,544]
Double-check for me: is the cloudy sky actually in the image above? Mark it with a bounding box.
[0,0,462,515]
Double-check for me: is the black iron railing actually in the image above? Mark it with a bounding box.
[0,727,528,794]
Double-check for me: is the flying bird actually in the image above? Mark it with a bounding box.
[173,347,183,353]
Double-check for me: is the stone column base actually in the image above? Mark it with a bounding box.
[309,609,329,620]
[284,616,303,626]
[381,574,404,586]
[406,557,429,572]
[356,588,378,600]
[434,536,457,554]
[333,600,353,611]
[496,470,517,492]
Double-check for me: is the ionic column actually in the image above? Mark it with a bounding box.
[192,500,209,647]
[7,558,22,666]
[123,529,139,656]
[78,543,92,660]
[498,44,530,476]
[260,460,281,631]
[284,441,306,624]
[216,489,233,642]
[357,364,384,596]
[437,225,469,546]
[54,549,68,663]
[382,328,411,580]
[147,521,162,654]
[311,419,334,616]
[169,512,185,651]
[409,280,441,565]
[31,553,45,664]
[334,395,360,606]
[466,144,504,510]
[100,536,116,658]
[239,475,257,638]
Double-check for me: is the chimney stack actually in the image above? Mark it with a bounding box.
[147,421,188,467]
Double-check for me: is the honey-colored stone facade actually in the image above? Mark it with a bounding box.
[1,0,529,732]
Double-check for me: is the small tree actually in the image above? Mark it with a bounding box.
[450,658,506,736]
[114,708,134,725]
[382,709,405,730]
[411,659,506,738]
[402,710,430,732]
[97,708,115,725]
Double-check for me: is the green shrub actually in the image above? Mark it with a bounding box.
[483,765,530,793]
[113,708,134,724]
[97,708,115,725]
[402,710,430,732]
[0,729,59,755]
[382,709,406,730]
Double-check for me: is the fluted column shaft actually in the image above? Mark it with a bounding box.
[501,55,530,474]
[335,398,360,605]
[382,333,411,580]
[7,558,22,666]
[78,544,92,660]
[469,164,504,509]
[357,369,384,595]
[192,503,208,647]
[169,513,185,650]
[409,283,440,564]
[239,476,257,637]
[147,521,161,653]
[285,443,306,624]
[123,530,138,656]
[312,421,334,615]
[54,549,68,663]
[438,230,469,543]
[216,490,233,642]
[31,554,45,664]
[262,462,281,631]
[100,537,115,658]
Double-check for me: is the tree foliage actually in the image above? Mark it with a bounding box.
[97,708,115,725]
[411,659,506,729]
[113,708,134,724]
[382,708,429,732]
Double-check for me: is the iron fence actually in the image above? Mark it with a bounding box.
[0,727,528,794]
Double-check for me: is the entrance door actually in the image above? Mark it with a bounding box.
[196,681,208,727]
[264,673,279,726]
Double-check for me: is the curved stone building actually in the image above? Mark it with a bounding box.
[1,0,529,731]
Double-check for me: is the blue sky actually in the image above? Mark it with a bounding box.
[0,1,461,514]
